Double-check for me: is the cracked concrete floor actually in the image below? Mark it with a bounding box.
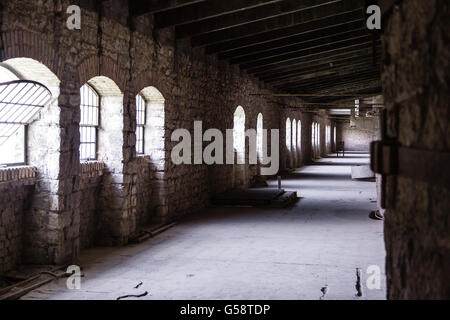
[22,152,386,300]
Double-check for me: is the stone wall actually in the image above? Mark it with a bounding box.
[337,122,377,152]
[382,0,450,299]
[0,0,334,272]
[317,114,332,157]
[0,167,36,274]
[308,114,332,159]
[281,107,315,170]
[78,162,104,249]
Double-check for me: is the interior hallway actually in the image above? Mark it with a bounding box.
[22,152,386,300]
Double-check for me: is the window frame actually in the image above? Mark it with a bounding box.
[0,125,27,167]
[0,80,52,167]
[135,93,146,156]
[79,83,100,162]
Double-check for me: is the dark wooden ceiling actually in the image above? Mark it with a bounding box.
[130,0,382,105]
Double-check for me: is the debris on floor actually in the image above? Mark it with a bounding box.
[116,282,149,300]
[320,285,328,300]
[0,265,70,300]
[212,188,298,208]
[116,291,149,300]
[130,222,177,244]
[355,268,363,297]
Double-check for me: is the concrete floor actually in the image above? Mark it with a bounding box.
[22,152,386,300]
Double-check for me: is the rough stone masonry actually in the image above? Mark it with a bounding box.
[0,0,336,273]
[382,0,450,299]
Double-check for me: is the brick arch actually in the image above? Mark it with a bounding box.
[77,55,128,92]
[132,69,170,100]
[0,30,61,78]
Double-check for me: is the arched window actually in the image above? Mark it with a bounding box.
[329,125,332,146]
[80,84,99,161]
[329,125,331,145]
[138,87,165,165]
[233,106,246,163]
[286,118,291,151]
[0,80,52,166]
[314,122,319,157]
[334,126,337,146]
[0,59,58,167]
[135,94,146,155]
[292,119,297,166]
[317,123,321,153]
[297,120,301,155]
[256,113,263,160]
[292,119,297,152]
[312,122,315,154]
[233,106,246,187]
[80,76,123,165]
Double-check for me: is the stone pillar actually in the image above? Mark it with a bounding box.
[382,0,450,299]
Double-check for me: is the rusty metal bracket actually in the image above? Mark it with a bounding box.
[370,140,397,176]
[371,141,450,188]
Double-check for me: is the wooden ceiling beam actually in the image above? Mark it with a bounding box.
[154,0,283,28]
[129,0,206,16]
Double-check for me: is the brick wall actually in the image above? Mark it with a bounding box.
[337,122,377,152]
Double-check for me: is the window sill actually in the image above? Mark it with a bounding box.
[80,161,105,174]
[0,166,37,189]
[136,155,150,160]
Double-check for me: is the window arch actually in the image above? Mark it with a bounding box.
[233,106,245,163]
[286,118,291,151]
[233,106,246,187]
[0,80,52,166]
[135,93,146,155]
[292,119,297,153]
[137,86,165,164]
[327,125,331,147]
[314,122,319,158]
[80,83,99,161]
[256,113,263,161]
[0,58,59,167]
[80,76,123,163]
[329,125,331,145]
[297,120,301,156]
[334,126,337,147]
[317,123,320,155]
[292,119,297,166]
